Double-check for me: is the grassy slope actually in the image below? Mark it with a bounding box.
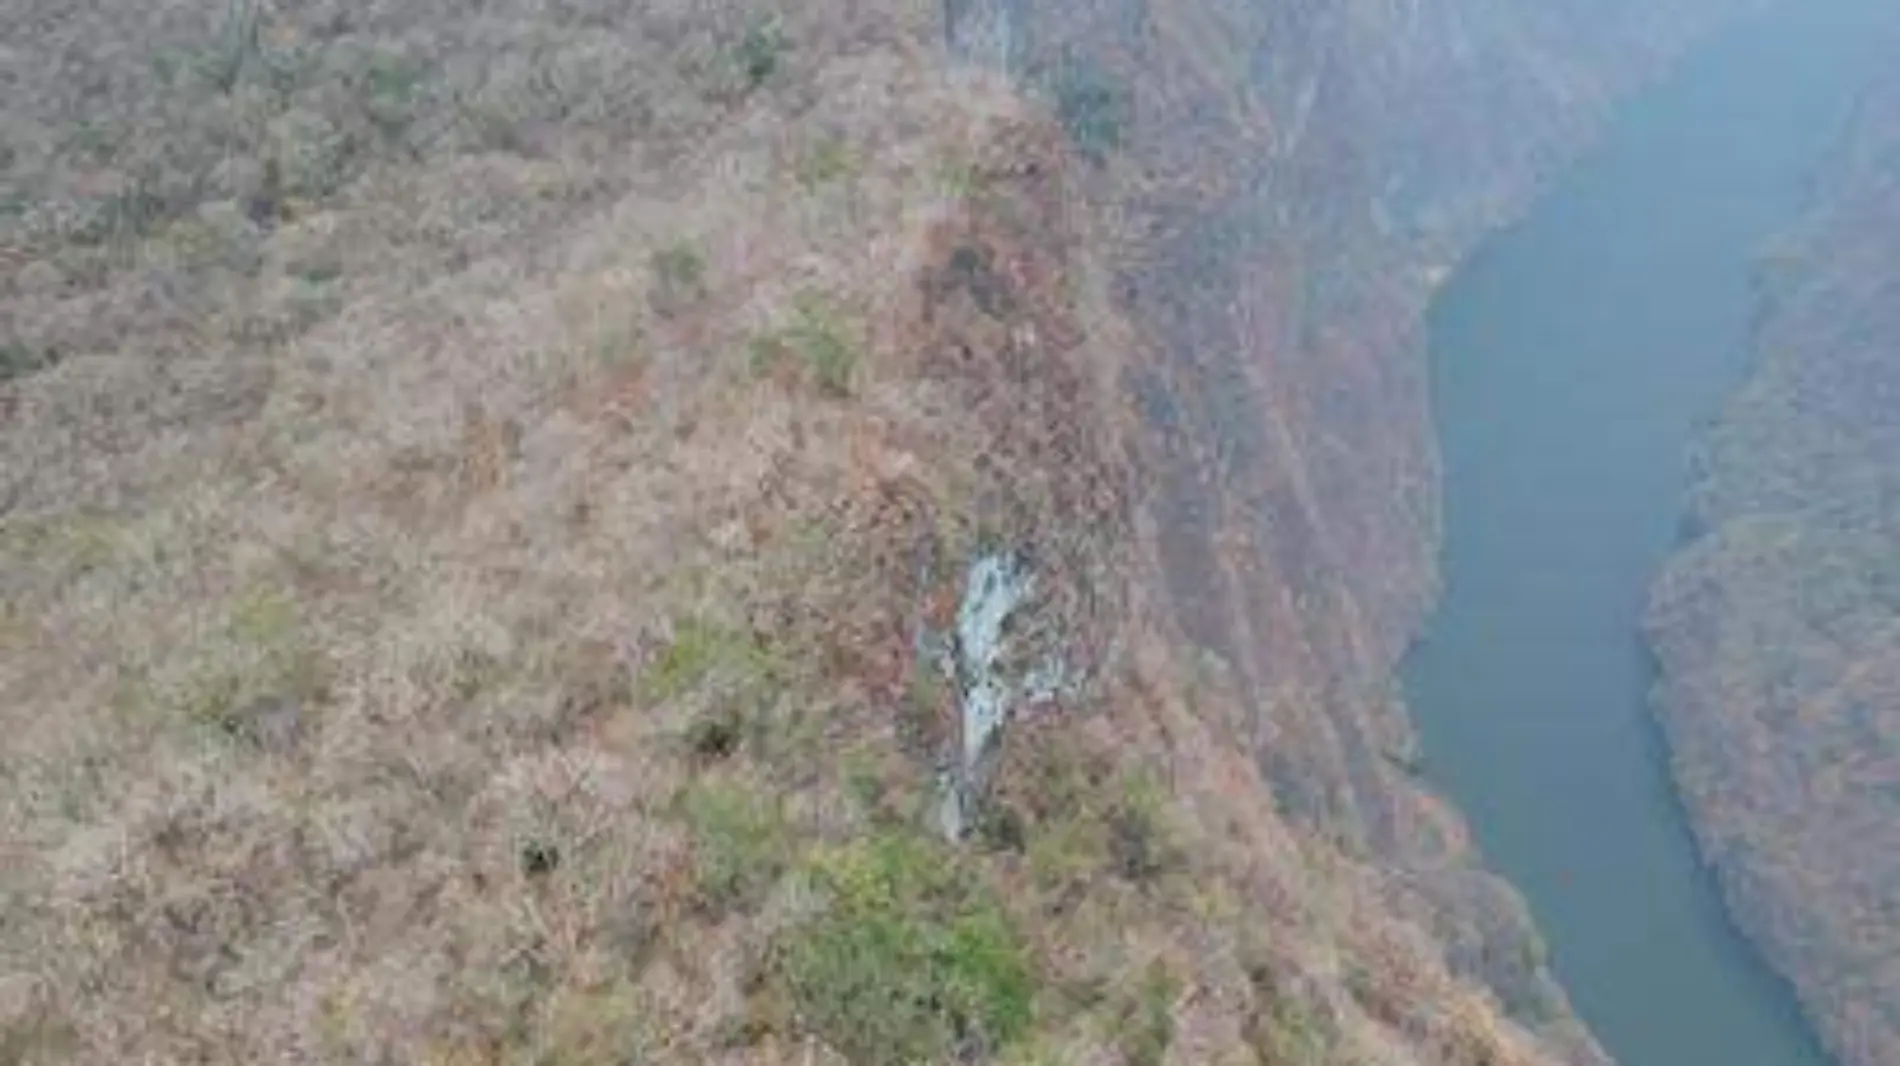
[0,2,1558,1064]
[1647,63,1900,1066]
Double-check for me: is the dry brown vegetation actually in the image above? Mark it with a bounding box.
[0,1,1613,1064]
[1647,61,1900,1066]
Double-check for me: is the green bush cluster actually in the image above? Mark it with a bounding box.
[649,240,708,317]
[797,136,858,190]
[0,344,57,383]
[167,586,329,749]
[750,295,860,397]
[642,618,781,704]
[1116,962,1178,1066]
[735,18,789,92]
[682,781,789,912]
[773,832,1035,1065]
[1051,58,1128,161]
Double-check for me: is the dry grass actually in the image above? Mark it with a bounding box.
[2,2,1573,1064]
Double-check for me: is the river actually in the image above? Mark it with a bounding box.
[1400,3,1889,1065]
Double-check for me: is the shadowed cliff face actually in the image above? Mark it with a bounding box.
[948,0,1739,1028]
[971,0,1724,835]
[1649,53,1900,1066]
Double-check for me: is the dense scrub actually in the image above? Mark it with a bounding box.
[1648,57,1900,1066]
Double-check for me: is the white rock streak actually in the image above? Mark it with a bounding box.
[936,550,1064,839]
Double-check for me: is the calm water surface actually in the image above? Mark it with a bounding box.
[1403,3,1890,1064]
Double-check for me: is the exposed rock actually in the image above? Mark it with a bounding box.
[933,549,1061,839]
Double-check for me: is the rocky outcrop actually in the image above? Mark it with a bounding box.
[1648,54,1900,1066]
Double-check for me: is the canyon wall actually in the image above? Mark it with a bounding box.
[976,0,1738,1030]
[1649,51,1900,1066]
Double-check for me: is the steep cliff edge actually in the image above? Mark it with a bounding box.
[0,0,1731,1062]
[973,0,1732,1037]
[1648,55,1900,1066]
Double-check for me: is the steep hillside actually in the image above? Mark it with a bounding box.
[1648,56,1900,1066]
[969,0,1730,1035]
[1,0,1731,1063]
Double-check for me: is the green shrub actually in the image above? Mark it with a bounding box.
[748,296,860,397]
[933,158,985,200]
[361,51,430,137]
[734,18,789,91]
[1107,774,1173,883]
[1021,762,1177,890]
[0,344,57,383]
[649,240,708,317]
[974,802,1028,854]
[1251,999,1329,1066]
[788,296,857,397]
[71,175,172,246]
[797,136,858,190]
[774,832,1035,1064]
[297,259,345,286]
[538,982,655,1065]
[1050,58,1127,161]
[653,241,706,288]
[685,707,744,760]
[174,586,330,746]
[197,0,261,94]
[682,782,789,912]
[642,618,780,703]
[1115,963,1177,1066]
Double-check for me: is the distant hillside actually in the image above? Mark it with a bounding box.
[1649,56,1900,1066]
